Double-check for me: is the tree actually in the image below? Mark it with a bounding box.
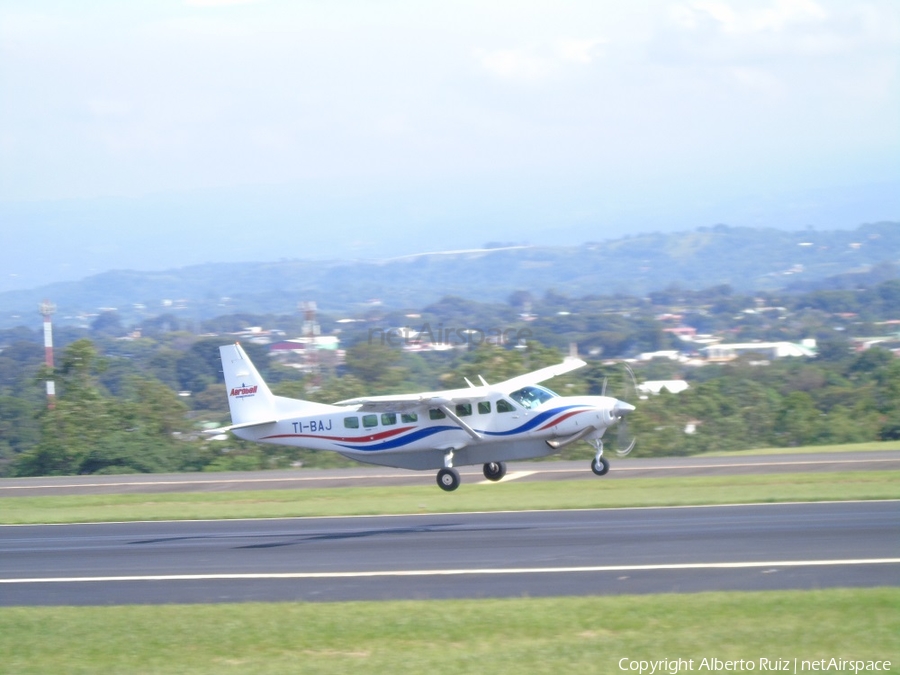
[508,290,534,310]
[849,347,894,378]
[344,342,404,391]
[0,396,41,468]
[774,391,819,446]
[12,340,195,476]
[176,338,230,393]
[815,336,854,364]
[0,341,44,391]
[91,311,125,337]
[13,340,113,475]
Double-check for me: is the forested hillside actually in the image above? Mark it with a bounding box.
[1,222,897,330]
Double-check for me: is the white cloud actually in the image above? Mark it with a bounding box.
[1,0,896,222]
[672,0,828,34]
[474,47,552,81]
[556,38,605,64]
[184,0,263,7]
[474,37,604,81]
[728,66,784,94]
[661,0,899,64]
[86,98,132,117]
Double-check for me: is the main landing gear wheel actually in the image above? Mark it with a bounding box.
[437,467,461,491]
[482,461,507,482]
[591,456,610,476]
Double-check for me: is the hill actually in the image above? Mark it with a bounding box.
[1,222,897,329]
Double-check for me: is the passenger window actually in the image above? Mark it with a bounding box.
[477,401,491,414]
[344,417,359,429]
[362,414,378,428]
[381,413,397,426]
[455,403,472,417]
[496,399,515,413]
[429,408,446,420]
[401,412,418,423]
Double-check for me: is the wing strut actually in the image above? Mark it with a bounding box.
[438,404,482,441]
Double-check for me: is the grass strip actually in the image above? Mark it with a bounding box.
[1,470,897,525]
[697,440,899,457]
[1,589,897,674]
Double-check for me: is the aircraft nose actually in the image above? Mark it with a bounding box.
[613,400,635,415]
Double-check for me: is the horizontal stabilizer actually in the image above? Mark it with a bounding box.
[203,418,279,435]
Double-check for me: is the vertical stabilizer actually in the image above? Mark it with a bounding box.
[219,343,279,426]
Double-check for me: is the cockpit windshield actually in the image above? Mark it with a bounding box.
[509,385,558,410]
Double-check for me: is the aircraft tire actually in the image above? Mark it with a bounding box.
[591,457,610,476]
[437,468,461,491]
[482,461,507,481]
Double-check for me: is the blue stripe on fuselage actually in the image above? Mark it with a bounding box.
[337,425,458,451]
[480,405,588,436]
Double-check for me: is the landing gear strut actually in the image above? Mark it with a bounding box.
[589,439,610,476]
[482,461,507,482]
[437,450,461,491]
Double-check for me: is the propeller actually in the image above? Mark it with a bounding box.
[607,364,638,456]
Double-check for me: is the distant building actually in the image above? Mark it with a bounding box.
[638,380,690,397]
[270,336,340,353]
[701,339,817,362]
[231,326,286,345]
[637,350,684,362]
[664,326,698,340]
[851,336,900,353]
[270,335,344,371]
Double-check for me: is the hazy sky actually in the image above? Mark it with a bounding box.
[1,0,898,290]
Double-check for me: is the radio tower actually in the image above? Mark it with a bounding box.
[301,301,321,388]
[39,300,56,409]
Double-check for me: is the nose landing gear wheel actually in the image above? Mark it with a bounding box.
[437,467,461,491]
[482,461,507,481]
[591,456,610,476]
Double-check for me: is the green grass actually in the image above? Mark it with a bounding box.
[2,470,897,524]
[2,453,896,673]
[696,440,899,457]
[0,589,897,674]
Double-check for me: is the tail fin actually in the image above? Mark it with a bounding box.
[219,343,280,426]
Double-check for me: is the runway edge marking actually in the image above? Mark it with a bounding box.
[3,558,900,584]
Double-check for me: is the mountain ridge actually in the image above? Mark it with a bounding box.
[2,222,897,329]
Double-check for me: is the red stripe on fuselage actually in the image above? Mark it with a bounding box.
[537,408,591,430]
[262,425,416,443]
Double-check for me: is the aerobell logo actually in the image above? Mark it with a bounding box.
[230,383,258,399]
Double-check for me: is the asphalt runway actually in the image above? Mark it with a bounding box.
[1,450,898,496]
[1,501,898,606]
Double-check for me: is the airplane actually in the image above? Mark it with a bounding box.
[217,342,636,491]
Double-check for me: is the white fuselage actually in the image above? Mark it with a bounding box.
[232,393,618,470]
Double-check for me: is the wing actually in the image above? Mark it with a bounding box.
[335,358,587,411]
[492,357,587,391]
[333,393,454,413]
